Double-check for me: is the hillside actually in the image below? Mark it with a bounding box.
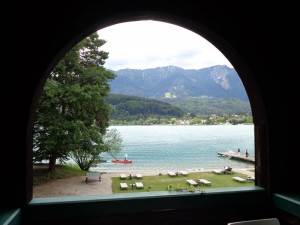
[105,94,185,121]
[162,96,251,115]
[105,93,251,123]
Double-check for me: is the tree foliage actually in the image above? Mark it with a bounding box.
[105,93,184,121]
[68,122,105,171]
[33,33,115,172]
[103,128,123,159]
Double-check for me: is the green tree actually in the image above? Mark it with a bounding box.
[33,32,115,172]
[171,118,177,124]
[68,122,105,171]
[103,128,123,159]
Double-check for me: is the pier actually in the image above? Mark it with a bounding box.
[217,151,255,163]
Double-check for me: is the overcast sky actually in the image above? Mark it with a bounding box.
[97,20,233,71]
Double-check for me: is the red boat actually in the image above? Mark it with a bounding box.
[112,159,132,163]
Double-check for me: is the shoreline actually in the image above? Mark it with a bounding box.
[90,167,255,177]
[34,163,254,177]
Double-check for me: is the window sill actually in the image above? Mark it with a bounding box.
[0,208,21,225]
[273,193,300,218]
[29,186,265,220]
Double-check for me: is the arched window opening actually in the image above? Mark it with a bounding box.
[32,20,258,199]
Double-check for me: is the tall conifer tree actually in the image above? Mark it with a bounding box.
[33,33,115,171]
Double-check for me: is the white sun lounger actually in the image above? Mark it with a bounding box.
[180,171,189,176]
[120,183,128,189]
[135,174,143,179]
[212,169,223,174]
[186,179,198,186]
[135,182,144,189]
[168,171,176,177]
[198,179,212,186]
[233,176,246,183]
[247,176,255,181]
[120,174,128,179]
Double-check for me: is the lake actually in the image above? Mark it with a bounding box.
[92,125,254,174]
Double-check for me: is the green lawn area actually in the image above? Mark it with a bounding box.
[112,171,254,193]
[33,163,87,186]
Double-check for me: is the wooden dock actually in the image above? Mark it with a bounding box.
[217,151,255,163]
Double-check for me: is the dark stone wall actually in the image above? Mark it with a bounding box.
[2,1,298,224]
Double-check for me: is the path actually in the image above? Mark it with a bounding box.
[33,173,115,198]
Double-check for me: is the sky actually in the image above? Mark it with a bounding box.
[97,20,233,71]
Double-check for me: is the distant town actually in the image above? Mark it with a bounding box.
[109,113,253,126]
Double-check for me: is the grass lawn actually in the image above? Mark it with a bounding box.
[112,171,254,193]
[33,164,254,194]
[33,163,87,186]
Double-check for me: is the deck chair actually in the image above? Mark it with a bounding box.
[247,176,255,181]
[120,183,128,189]
[212,169,223,174]
[223,167,233,174]
[233,176,246,183]
[198,179,211,186]
[180,171,189,176]
[228,218,280,225]
[135,182,144,189]
[186,179,198,186]
[168,171,176,177]
[135,174,143,179]
[120,174,128,179]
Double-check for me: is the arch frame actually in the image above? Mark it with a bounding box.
[27,10,269,203]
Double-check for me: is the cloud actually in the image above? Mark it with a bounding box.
[98,20,233,70]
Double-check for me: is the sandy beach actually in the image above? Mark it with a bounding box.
[32,169,254,198]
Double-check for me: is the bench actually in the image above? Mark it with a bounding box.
[85,172,101,182]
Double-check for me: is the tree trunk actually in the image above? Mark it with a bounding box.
[48,156,56,172]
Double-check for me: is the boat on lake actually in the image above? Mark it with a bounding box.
[112,158,132,163]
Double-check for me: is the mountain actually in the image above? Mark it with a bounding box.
[109,65,249,101]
